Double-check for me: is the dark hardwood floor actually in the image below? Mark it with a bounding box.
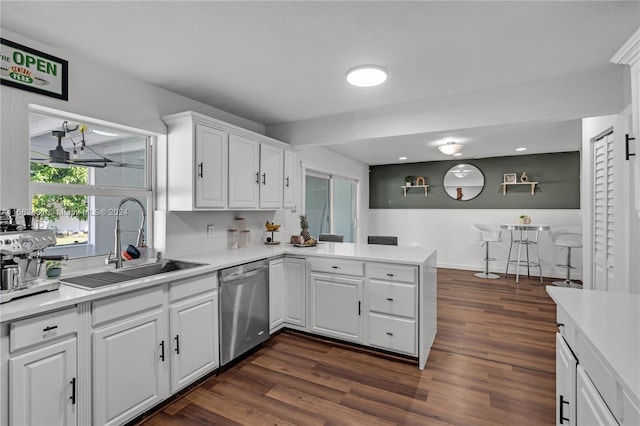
[137,269,558,425]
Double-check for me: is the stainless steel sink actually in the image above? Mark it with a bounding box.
[61,259,207,290]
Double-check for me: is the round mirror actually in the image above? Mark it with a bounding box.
[443,164,484,201]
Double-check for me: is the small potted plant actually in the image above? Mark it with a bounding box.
[519,215,531,225]
[404,175,415,187]
[45,260,62,278]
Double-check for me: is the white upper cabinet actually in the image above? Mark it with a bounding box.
[259,143,284,209]
[164,112,228,210]
[164,111,291,211]
[283,150,296,209]
[228,134,285,209]
[228,134,260,208]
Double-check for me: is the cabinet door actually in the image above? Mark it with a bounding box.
[576,366,618,425]
[283,150,296,208]
[259,144,284,209]
[269,259,285,331]
[284,257,306,327]
[169,291,219,393]
[93,309,168,426]
[10,338,77,426]
[228,134,260,208]
[556,333,577,426]
[310,273,363,343]
[195,124,228,208]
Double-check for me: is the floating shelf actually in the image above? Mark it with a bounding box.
[501,182,538,195]
[402,185,429,197]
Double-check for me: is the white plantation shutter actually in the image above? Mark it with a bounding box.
[592,132,616,291]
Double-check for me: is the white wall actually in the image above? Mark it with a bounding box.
[369,209,582,279]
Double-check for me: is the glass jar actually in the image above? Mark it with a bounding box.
[235,217,246,230]
[239,229,250,248]
[227,229,238,249]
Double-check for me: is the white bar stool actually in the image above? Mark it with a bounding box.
[551,226,583,288]
[471,224,502,279]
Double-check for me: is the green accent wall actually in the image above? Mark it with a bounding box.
[369,152,580,209]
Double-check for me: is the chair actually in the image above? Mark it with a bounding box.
[471,224,502,279]
[551,226,582,288]
[367,236,398,246]
[319,233,344,242]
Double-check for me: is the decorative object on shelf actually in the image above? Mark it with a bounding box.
[45,260,62,278]
[438,141,464,155]
[415,176,426,186]
[504,173,517,183]
[456,187,463,200]
[299,215,311,241]
[404,175,414,187]
[518,215,531,225]
[520,172,528,183]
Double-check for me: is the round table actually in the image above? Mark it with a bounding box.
[500,223,551,284]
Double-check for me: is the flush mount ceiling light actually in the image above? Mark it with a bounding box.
[398,156,407,160]
[346,65,388,87]
[438,141,464,155]
[516,147,527,152]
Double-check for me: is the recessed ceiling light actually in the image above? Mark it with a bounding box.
[92,129,119,137]
[346,65,388,87]
[398,156,407,160]
[453,152,463,157]
[438,141,464,155]
[516,147,527,152]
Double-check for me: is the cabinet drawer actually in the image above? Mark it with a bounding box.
[92,286,164,328]
[169,273,217,303]
[10,307,77,352]
[368,280,416,318]
[576,332,617,417]
[309,258,364,277]
[368,313,416,355]
[369,263,417,283]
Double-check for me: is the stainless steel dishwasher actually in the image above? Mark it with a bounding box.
[219,259,269,365]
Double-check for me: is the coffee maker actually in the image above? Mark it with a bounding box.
[0,224,62,303]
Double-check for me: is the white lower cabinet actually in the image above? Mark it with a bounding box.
[7,307,79,426]
[556,333,577,425]
[309,272,363,343]
[10,337,77,426]
[576,366,618,425]
[284,257,306,327]
[169,291,218,393]
[269,258,285,332]
[92,308,168,426]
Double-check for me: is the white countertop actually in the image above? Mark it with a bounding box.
[1,242,436,323]
[546,286,640,404]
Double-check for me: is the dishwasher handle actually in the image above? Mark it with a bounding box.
[221,265,269,283]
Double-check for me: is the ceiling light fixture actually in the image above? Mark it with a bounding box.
[398,156,407,160]
[438,141,464,155]
[92,129,119,137]
[346,65,388,87]
[453,152,463,157]
[516,147,527,152]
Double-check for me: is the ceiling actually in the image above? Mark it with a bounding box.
[2,1,638,165]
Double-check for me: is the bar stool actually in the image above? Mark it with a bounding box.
[551,226,582,288]
[501,223,550,284]
[471,224,502,279]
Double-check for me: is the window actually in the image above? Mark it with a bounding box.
[29,110,152,259]
[304,171,357,242]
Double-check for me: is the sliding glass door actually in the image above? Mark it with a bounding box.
[304,172,357,242]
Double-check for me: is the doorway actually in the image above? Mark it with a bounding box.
[304,171,357,242]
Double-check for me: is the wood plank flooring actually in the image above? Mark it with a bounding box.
[136,269,558,425]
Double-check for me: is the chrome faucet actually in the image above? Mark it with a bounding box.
[106,198,146,269]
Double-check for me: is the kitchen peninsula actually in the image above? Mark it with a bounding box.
[0,242,436,426]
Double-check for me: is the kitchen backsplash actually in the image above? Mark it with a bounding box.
[163,210,293,258]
